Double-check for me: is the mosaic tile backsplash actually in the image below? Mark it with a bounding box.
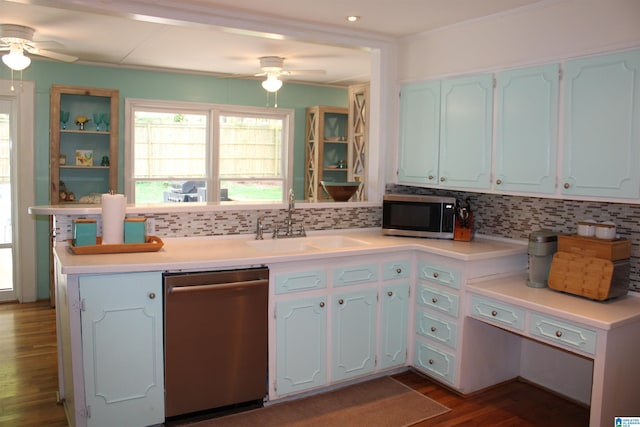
[55,186,640,293]
[388,184,640,293]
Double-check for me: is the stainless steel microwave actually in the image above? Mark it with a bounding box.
[382,194,456,239]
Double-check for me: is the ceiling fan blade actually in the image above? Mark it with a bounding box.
[286,69,327,76]
[28,40,65,50]
[23,45,77,62]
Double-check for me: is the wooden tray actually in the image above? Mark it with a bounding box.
[67,236,164,255]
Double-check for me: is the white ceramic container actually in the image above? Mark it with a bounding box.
[577,220,596,237]
[595,222,617,239]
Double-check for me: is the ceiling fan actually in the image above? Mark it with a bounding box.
[0,24,78,71]
[255,56,325,92]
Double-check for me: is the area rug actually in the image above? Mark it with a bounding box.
[190,376,450,427]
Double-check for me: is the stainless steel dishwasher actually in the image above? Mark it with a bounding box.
[163,267,269,419]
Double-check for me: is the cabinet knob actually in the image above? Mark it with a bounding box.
[428,359,434,365]
[396,267,402,274]
[496,179,502,185]
[555,330,563,338]
[432,297,438,304]
[319,301,325,308]
[428,175,434,180]
[387,291,393,297]
[440,177,445,182]
[491,310,498,317]
[148,293,156,299]
[564,183,570,189]
[430,326,436,332]
[433,272,439,278]
[338,299,344,305]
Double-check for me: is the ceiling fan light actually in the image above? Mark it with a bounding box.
[262,75,283,93]
[2,47,31,71]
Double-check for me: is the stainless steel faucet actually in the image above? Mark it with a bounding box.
[255,216,264,240]
[272,189,306,239]
[286,189,295,236]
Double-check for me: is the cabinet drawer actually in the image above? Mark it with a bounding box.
[530,312,597,355]
[418,261,460,289]
[333,263,378,287]
[415,310,458,349]
[382,260,411,281]
[469,294,525,331]
[416,284,459,318]
[414,341,456,385]
[275,269,326,294]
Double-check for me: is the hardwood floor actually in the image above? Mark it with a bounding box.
[393,371,590,427]
[0,301,589,427]
[0,300,67,427]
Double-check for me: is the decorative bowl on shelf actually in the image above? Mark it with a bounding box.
[320,181,360,202]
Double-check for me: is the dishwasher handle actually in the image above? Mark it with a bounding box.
[167,278,268,294]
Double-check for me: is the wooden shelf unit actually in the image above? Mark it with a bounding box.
[50,84,119,204]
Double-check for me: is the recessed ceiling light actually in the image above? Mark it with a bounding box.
[346,16,360,23]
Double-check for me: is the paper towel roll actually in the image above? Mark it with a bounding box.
[101,193,126,244]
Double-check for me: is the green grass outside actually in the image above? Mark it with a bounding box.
[135,180,282,203]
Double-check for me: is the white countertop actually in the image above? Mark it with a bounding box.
[29,200,380,216]
[467,274,640,330]
[54,229,527,275]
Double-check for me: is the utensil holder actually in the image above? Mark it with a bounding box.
[454,214,473,241]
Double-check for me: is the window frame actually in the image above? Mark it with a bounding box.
[125,98,294,203]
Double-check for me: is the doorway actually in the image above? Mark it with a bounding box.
[0,80,36,303]
[0,100,15,299]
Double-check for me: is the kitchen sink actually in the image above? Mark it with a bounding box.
[246,235,370,253]
[246,238,314,253]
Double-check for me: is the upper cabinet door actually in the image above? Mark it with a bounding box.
[495,64,559,193]
[439,74,493,189]
[562,49,640,198]
[397,81,441,185]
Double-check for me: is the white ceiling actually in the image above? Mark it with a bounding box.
[0,0,544,86]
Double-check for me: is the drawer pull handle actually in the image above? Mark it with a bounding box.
[428,175,434,180]
[338,299,344,305]
[396,268,402,274]
[149,293,156,299]
[432,297,438,304]
[430,326,436,332]
[387,291,393,297]
[496,179,502,185]
[433,272,439,278]
[428,359,434,365]
[440,177,445,182]
[491,310,498,317]
[319,301,325,308]
[564,183,570,189]
[555,330,563,338]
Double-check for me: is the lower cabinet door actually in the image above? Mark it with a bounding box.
[79,272,164,427]
[414,341,456,386]
[380,282,410,369]
[276,296,327,395]
[331,288,377,381]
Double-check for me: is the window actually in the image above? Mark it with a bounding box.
[125,99,293,203]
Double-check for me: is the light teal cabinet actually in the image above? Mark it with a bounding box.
[79,272,163,427]
[331,288,378,381]
[562,49,640,198]
[495,64,559,193]
[439,74,493,189]
[380,282,410,369]
[397,81,441,185]
[275,296,327,395]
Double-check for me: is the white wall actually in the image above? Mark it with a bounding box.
[398,0,640,82]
